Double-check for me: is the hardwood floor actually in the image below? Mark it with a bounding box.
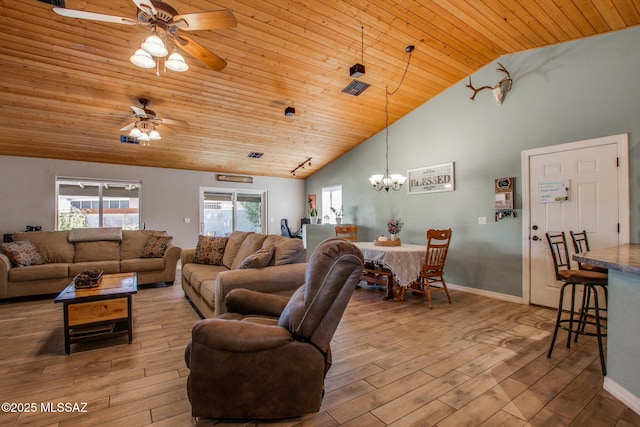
[0,275,638,427]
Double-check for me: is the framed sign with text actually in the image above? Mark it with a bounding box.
[407,162,455,195]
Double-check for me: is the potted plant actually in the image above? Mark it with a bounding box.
[309,208,318,224]
[330,205,344,224]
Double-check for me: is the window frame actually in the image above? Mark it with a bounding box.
[321,185,342,224]
[199,187,267,236]
[55,177,142,230]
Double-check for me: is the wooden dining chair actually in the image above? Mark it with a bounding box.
[409,229,453,309]
[335,225,357,242]
[359,261,396,300]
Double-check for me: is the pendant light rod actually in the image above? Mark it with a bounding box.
[369,45,415,192]
[388,45,414,97]
[360,26,364,64]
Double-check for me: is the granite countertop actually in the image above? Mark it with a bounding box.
[573,243,640,275]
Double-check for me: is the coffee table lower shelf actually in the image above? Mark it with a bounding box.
[69,319,130,341]
[60,296,134,354]
[54,273,137,355]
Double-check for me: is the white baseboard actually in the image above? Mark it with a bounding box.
[604,377,640,415]
[446,282,524,304]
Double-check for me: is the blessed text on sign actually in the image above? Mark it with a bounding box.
[407,162,455,194]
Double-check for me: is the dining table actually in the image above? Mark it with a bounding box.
[354,241,426,301]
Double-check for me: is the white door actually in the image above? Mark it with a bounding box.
[525,135,628,308]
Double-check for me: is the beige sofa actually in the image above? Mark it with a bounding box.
[0,228,181,299]
[181,231,307,318]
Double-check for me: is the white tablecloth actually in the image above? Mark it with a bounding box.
[354,242,426,287]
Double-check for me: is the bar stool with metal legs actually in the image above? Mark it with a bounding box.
[545,232,608,375]
[570,230,608,340]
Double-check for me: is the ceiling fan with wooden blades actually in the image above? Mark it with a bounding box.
[121,97,186,129]
[53,0,236,71]
[94,98,187,144]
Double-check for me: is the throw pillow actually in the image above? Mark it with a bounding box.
[237,245,275,269]
[192,236,228,265]
[141,235,173,258]
[0,240,45,267]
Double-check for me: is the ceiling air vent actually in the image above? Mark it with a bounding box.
[36,0,66,6]
[121,135,140,145]
[342,80,370,96]
[247,152,264,159]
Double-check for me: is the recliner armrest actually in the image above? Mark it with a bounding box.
[191,318,293,352]
[215,263,307,315]
[225,288,292,317]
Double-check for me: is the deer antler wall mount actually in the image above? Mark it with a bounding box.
[466,63,513,105]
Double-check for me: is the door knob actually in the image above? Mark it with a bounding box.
[532,236,540,241]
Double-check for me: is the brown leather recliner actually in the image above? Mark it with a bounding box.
[184,237,364,420]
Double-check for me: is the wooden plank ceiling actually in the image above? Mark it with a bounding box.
[0,0,638,178]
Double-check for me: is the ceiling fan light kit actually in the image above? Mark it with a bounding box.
[130,49,156,68]
[141,32,168,57]
[117,98,180,145]
[53,0,237,73]
[165,51,189,72]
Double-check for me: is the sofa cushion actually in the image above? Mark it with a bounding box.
[141,235,173,258]
[263,235,305,266]
[121,258,165,273]
[193,236,228,265]
[68,227,122,242]
[121,230,166,259]
[237,245,275,269]
[73,241,120,263]
[186,265,228,293]
[222,231,251,269]
[12,231,75,263]
[69,261,120,277]
[0,240,45,267]
[230,233,269,270]
[8,263,68,282]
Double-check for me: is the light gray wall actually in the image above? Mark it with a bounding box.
[305,26,640,297]
[0,156,305,249]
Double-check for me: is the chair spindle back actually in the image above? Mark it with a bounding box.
[545,232,572,280]
[423,229,452,273]
[335,225,358,242]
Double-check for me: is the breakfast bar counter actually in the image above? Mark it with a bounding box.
[573,244,640,414]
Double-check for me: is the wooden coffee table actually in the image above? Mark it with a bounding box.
[54,272,137,354]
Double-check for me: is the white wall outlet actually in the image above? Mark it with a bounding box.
[184,217,190,223]
[478,216,487,225]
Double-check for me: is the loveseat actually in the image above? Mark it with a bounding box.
[180,231,307,318]
[0,228,181,299]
